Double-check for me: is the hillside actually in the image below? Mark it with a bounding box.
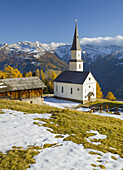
[0,41,123,99]
[82,45,123,99]
[0,99,123,169]
[0,42,68,72]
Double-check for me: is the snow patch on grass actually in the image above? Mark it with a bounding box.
[0,109,123,170]
[86,148,123,170]
[29,142,123,170]
[77,107,91,112]
[29,141,98,170]
[44,97,123,120]
[85,130,107,145]
[93,111,123,120]
[0,109,63,152]
[44,97,80,109]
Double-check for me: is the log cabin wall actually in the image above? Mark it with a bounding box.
[0,92,8,98]
[0,77,46,100]
[0,89,43,100]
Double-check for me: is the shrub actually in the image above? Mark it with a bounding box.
[106,91,116,100]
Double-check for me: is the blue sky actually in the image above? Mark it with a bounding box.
[0,0,123,44]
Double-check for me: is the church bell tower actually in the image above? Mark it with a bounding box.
[69,20,83,72]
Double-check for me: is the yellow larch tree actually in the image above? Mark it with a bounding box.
[26,72,30,77]
[106,91,116,100]
[96,82,103,98]
[41,69,45,82]
[29,71,32,77]
[51,71,57,81]
[3,65,22,78]
[36,69,40,78]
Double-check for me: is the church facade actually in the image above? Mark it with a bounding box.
[54,21,96,104]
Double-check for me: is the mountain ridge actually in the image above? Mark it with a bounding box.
[0,41,123,99]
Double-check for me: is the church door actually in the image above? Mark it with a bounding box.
[88,96,90,101]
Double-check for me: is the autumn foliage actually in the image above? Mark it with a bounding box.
[96,82,103,98]
[106,91,116,100]
[0,65,60,94]
[0,65,22,79]
[43,70,59,94]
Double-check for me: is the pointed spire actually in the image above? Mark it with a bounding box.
[70,19,82,51]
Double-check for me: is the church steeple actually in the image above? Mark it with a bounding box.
[70,19,82,51]
[69,20,83,72]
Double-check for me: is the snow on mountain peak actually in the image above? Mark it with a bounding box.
[0,36,123,62]
[35,41,42,48]
[0,43,8,48]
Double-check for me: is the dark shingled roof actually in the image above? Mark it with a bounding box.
[54,71,89,84]
[0,77,46,93]
[70,22,82,51]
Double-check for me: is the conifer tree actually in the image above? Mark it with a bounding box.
[26,72,29,77]
[14,68,22,78]
[96,82,103,98]
[29,71,32,77]
[0,70,5,79]
[49,81,54,93]
[41,69,45,82]
[36,69,40,78]
[3,65,22,78]
[106,91,116,100]
[44,79,49,94]
[32,72,36,77]
[51,71,57,81]
[23,71,26,77]
[48,70,52,80]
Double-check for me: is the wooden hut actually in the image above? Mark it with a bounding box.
[0,77,46,101]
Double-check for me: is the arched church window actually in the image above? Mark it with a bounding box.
[89,85,91,88]
[79,64,81,69]
[89,78,91,81]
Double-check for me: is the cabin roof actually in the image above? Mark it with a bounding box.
[0,77,46,93]
[54,71,89,84]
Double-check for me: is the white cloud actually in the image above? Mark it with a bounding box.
[80,35,123,46]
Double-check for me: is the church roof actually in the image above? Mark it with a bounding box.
[70,21,82,51]
[54,71,89,84]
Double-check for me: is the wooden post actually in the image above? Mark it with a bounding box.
[41,89,43,98]
[9,92,12,99]
[18,91,22,101]
[100,105,103,113]
[106,105,108,112]
[20,90,26,100]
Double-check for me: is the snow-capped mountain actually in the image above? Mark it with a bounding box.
[0,41,70,60]
[0,41,123,99]
[0,40,123,63]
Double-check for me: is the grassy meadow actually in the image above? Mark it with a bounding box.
[0,99,123,169]
[81,98,123,108]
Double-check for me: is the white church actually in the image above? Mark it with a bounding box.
[54,21,96,104]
